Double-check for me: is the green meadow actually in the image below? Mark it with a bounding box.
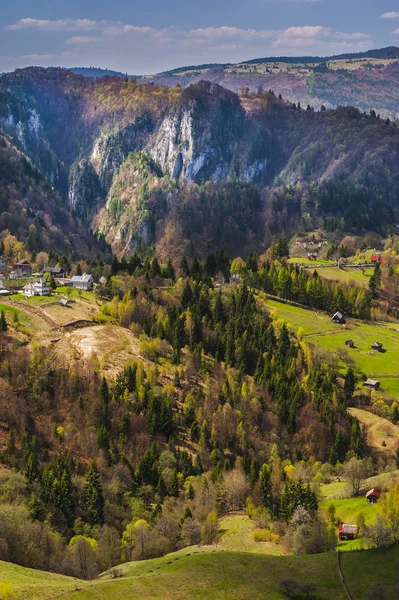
[264,299,399,396]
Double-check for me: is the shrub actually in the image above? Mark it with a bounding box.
[279,577,298,597]
[0,583,14,599]
[252,529,279,543]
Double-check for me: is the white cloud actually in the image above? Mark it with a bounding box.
[5,18,101,31]
[381,11,399,18]
[2,17,374,73]
[279,25,326,39]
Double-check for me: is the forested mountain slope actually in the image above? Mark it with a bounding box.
[1,67,399,259]
[0,131,108,259]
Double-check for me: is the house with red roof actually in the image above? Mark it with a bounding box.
[366,489,381,504]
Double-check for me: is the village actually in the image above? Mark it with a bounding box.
[0,257,94,299]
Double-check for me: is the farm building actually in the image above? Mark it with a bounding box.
[370,254,381,264]
[371,342,383,352]
[366,489,381,504]
[12,259,33,276]
[332,311,346,324]
[363,379,381,391]
[42,267,65,278]
[345,340,355,348]
[338,524,358,541]
[71,273,93,291]
[0,257,5,273]
[23,279,50,298]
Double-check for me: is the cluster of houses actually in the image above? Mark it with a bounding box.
[338,489,381,540]
[0,256,94,297]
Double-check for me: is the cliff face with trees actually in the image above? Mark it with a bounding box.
[2,68,399,260]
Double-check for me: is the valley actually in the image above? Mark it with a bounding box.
[2,46,399,600]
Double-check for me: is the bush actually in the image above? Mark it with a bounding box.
[301,581,317,598]
[252,529,279,543]
[0,583,14,599]
[279,577,298,597]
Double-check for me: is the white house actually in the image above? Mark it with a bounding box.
[71,273,93,291]
[23,279,50,298]
[0,279,10,296]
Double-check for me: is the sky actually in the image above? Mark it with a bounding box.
[1,0,399,74]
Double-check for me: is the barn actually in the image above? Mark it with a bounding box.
[332,312,346,324]
[338,524,358,540]
[366,489,381,504]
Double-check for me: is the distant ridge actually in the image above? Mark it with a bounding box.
[244,46,399,65]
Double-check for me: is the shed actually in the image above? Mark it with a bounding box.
[366,489,381,504]
[363,379,381,391]
[332,311,346,324]
[60,298,69,307]
[338,524,358,540]
[345,340,354,348]
[371,342,383,352]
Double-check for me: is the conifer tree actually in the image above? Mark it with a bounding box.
[84,462,104,525]
[259,463,273,510]
[0,310,7,332]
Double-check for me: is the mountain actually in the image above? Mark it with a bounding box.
[1,67,399,260]
[138,47,399,120]
[0,129,108,260]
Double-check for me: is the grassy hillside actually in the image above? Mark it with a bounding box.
[0,550,347,600]
[265,297,399,396]
[218,515,283,555]
[2,545,399,599]
[348,408,399,452]
[342,545,399,599]
[0,560,80,599]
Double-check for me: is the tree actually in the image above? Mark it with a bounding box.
[365,515,392,548]
[201,511,218,544]
[379,484,399,538]
[343,457,366,497]
[344,367,356,402]
[83,462,104,525]
[279,577,298,597]
[68,536,98,580]
[122,519,151,560]
[0,311,7,332]
[259,464,273,511]
[301,582,317,598]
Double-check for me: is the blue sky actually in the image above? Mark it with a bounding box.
[1,0,399,74]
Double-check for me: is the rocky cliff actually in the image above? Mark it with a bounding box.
[2,68,399,259]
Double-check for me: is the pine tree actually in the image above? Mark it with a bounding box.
[0,310,8,332]
[180,256,190,277]
[249,458,259,488]
[84,462,104,525]
[25,452,40,484]
[344,367,356,402]
[100,377,110,429]
[259,463,272,510]
[150,257,162,278]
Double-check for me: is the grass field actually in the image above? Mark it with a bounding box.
[315,267,374,289]
[320,496,378,526]
[0,560,80,599]
[0,303,29,327]
[348,408,399,453]
[3,545,399,599]
[341,544,399,599]
[265,299,336,335]
[265,298,399,397]
[218,515,283,555]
